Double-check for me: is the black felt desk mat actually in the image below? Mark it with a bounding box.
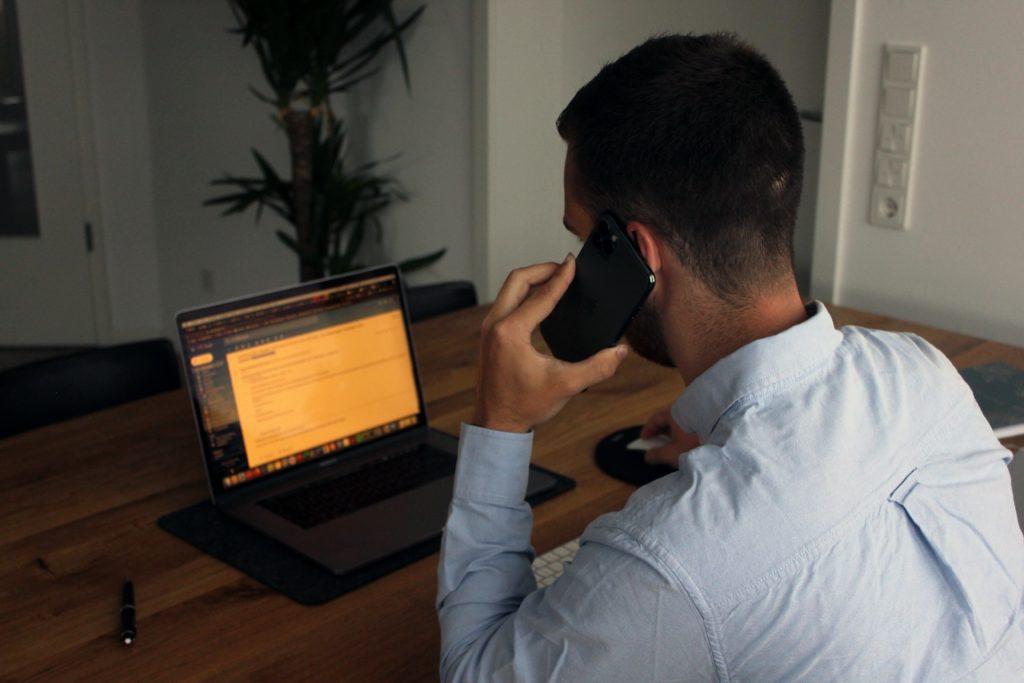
[158,465,574,605]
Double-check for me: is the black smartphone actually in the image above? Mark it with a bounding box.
[540,212,655,363]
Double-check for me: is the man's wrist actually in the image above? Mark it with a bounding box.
[471,407,530,434]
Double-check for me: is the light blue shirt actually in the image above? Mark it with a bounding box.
[436,302,1024,681]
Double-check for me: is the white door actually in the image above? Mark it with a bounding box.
[0,0,99,345]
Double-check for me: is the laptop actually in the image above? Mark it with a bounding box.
[176,264,563,575]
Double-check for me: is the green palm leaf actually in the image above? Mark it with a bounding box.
[209,0,442,281]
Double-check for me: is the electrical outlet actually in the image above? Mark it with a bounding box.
[870,43,923,230]
[871,186,905,229]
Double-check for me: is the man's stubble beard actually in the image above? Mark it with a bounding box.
[623,297,675,368]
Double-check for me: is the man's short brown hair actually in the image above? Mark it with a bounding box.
[557,33,804,305]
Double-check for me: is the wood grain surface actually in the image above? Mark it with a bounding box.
[1,304,1021,681]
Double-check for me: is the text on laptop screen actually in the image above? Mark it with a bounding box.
[179,274,421,489]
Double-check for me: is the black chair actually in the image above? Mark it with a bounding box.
[405,280,478,323]
[0,338,181,438]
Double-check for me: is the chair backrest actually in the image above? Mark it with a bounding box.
[405,280,478,323]
[0,338,181,438]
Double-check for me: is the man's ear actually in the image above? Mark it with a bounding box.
[626,221,664,275]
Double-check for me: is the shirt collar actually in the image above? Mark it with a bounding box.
[671,301,842,442]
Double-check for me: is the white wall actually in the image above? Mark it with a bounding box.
[75,0,828,340]
[559,1,830,111]
[137,0,472,339]
[140,0,297,336]
[352,0,474,288]
[814,0,1024,346]
[473,0,572,300]
[80,0,162,340]
[44,1,1024,349]
[477,0,831,300]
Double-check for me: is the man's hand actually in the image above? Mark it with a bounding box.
[472,256,629,433]
[639,410,701,467]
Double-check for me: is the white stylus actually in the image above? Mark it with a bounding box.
[626,434,671,451]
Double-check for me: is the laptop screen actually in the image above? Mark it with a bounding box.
[177,268,424,494]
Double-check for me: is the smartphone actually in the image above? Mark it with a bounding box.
[540,212,655,363]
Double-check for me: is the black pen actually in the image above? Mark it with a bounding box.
[121,578,136,645]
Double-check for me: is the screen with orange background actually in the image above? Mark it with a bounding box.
[225,310,419,467]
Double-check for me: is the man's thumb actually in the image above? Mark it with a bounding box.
[574,344,628,389]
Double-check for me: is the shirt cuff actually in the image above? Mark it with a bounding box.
[454,422,533,505]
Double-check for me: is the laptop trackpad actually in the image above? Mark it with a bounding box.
[232,459,565,576]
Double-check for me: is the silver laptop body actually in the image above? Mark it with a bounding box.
[176,265,555,575]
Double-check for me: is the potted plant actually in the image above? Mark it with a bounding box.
[206,0,444,282]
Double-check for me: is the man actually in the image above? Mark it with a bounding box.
[436,33,1024,681]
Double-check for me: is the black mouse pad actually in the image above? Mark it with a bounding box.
[594,426,676,486]
[158,465,574,606]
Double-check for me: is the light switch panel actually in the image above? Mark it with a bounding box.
[883,87,915,118]
[876,152,909,189]
[885,48,919,85]
[871,44,923,230]
[878,118,912,153]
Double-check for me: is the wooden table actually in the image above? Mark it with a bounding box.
[2,305,1022,681]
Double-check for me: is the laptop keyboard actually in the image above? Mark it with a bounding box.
[532,538,581,587]
[259,444,456,529]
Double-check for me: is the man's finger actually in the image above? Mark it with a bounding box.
[509,255,576,329]
[640,410,672,439]
[489,262,563,321]
[644,444,680,468]
[560,344,628,394]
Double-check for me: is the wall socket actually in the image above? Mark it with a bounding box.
[872,186,906,227]
[870,44,923,230]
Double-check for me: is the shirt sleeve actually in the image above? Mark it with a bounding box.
[436,423,717,683]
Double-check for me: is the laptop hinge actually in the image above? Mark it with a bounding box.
[217,428,431,508]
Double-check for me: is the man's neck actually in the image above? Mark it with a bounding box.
[666,280,808,385]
